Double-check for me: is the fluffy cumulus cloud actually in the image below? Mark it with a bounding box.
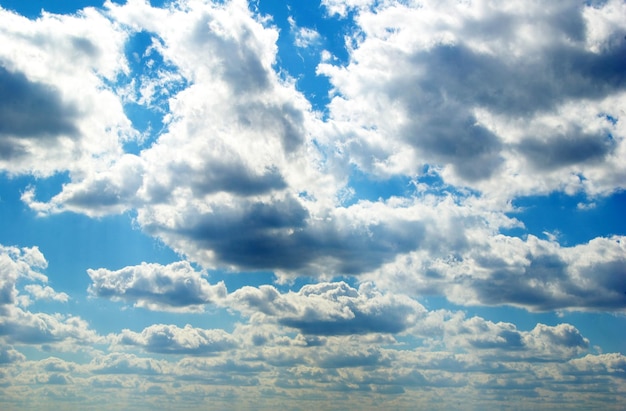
[318,0,626,198]
[87,261,226,311]
[369,233,626,311]
[230,281,424,335]
[437,313,589,361]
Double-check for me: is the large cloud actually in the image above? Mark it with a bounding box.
[8,0,626,314]
[318,0,626,198]
[369,233,626,311]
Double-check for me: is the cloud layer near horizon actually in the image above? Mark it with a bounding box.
[2,245,623,409]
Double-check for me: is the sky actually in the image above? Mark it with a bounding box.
[0,0,625,409]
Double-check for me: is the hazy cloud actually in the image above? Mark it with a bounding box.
[115,324,237,355]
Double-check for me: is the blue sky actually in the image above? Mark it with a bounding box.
[0,0,625,409]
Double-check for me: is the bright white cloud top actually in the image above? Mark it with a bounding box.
[0,0,625,409]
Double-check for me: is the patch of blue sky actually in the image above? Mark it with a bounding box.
[119,31,188,153]
[343,167,415,206]
[344,165,479,206]
[502,190,626,246]
[0,0,103,17]
[0,174,180,294]
[256,0,349,115]
[81,296,240,334]
[210,269,276,292]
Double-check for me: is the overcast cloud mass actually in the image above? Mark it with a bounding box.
[0,0,625,409]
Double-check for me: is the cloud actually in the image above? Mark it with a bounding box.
[24,285,69,304]
[3,0,624,322]
[0,346,25,364]
[90,353,166,375]
[114,324,237,355]
[0,244,100,348]
[288,16,321,48]
[230,281,425,335]
[0,5,131,176]
[566,353,626,378]
[87,261,226,312]
[0,245,47,305]
[437,313,589,361]
[317,0,626,197]
[370,233,626,312]
[0,305,100,346]
[0,66,78,139]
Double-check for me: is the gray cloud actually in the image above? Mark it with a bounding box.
[318,0,626,194]
[0,66,78,140]
[375,233,626,312]
[0,306,99,345]
[517,130,615,171]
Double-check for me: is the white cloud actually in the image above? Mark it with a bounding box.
[0,244,100,350]
[4,0,625,317]
[0,346,25,364]
[317,0,626,199]
[0,305,101,347]
[321,0,374,17]
[23,285,69,304]
[229,280,425,335]
[90,352,167,375]
[0,245,47,305]
[435,313,589,360]
[288,16,321,48]
[0,6,132,176]
[369,233,626,312]
[87,261,226,312]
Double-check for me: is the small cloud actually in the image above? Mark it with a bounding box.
[542,230,561,242]
[577,201,597,210]
[288,16,321,48]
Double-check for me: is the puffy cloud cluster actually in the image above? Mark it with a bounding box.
[318,0,626,199]
[438,314,589,361]
[369,233,626,311]
[87,261,226,311]
[230,281,425,335]
[3,0,623,314]
[0,245,99,349]
[1,1,625,408]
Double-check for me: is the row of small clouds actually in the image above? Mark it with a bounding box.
[3,348,623,408]
[0,244,598,356]
[1,243,624,408]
